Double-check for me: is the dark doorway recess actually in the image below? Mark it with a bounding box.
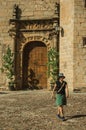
[22,41,47,90]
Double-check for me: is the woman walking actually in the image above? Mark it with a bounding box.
[52,73,69,121]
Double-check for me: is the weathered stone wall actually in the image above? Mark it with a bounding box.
[60,0,86,91]
[0,0,86,91]
[0,0,59,89]
[60,0,74,91]
[74,0,86,89]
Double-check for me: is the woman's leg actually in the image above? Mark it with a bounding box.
[59,105,64,117]
[57,106,60,115]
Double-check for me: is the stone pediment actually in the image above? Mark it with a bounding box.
[9,17,59,32]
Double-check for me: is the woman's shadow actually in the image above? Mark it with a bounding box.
[65,114,86,121]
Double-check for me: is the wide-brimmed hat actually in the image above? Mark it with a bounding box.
[58,73,65,78]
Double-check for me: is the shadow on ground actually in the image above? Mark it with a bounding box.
[0,92,8,94]
[66,114,86,121]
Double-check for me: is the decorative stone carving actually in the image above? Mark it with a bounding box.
[27,22,53,30]
[21,35,51,51]
[9,17,59,90]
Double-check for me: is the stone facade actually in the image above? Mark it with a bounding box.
[74,0,86,89]
[0,0,86,91]
[60,0,74,91]
[60,0,86,91]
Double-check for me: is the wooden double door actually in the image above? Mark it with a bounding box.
[23,41,47,89]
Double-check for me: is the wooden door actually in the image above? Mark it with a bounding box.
[27,42,47,89]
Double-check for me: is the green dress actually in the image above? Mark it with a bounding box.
[55,80,67,106]
[56,94,66,106]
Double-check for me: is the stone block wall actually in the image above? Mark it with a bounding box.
[60,0,86,91]
[0,0,59,89]
[60,0,74,91]
[0,0,86,91]
[73,0,86,89]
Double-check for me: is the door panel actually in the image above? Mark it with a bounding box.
[27,43,47,89]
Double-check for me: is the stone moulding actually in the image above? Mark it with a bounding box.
[9,16,59,89]
[9,17,59,32]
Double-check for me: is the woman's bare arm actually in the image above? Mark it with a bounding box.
[65,84,69,98]
[51,83,57,98]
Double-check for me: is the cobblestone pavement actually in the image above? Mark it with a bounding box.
[0,90,86,130]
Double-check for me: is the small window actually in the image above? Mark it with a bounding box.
[83,37,86,46]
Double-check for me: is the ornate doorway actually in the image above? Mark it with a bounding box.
[22,41,47,89]
[9,4,60,90]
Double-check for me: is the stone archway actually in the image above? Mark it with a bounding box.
[9,17,59,90]
[22,41,47,89]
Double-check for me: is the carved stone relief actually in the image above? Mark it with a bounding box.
[21,35,51,52]
[26,22,53,30]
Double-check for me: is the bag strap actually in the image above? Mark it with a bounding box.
[57,82,65,93]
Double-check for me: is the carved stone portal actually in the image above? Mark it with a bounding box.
[9,17,59,90]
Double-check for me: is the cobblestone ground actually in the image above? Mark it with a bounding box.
[0,90,86,130]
